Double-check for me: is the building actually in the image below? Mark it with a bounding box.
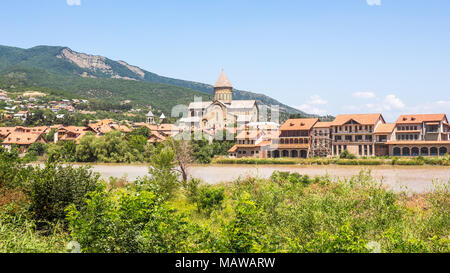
[311,121,333,157]
[1,132,46,151]
[373,123,396,156]
[387,114,449,156]
[54,126,93,143]
[330,114,385,157]
[268,118,319,158]
[146,111,155,124]
[228,130,265,158]
[179,70,259,134]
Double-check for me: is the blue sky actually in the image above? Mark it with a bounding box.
[1,0,449,122]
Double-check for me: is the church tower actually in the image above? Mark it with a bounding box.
[214,70,233,104]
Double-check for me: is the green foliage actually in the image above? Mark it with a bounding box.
[28,163,101,227]
[339,149,357,159]
[184,178,202,204]
[0,209,67,253]
[66,188,200,253]
[197,186,225,214]
[224,193,268,253]
[135,146,180,200]
[1,143,448,253]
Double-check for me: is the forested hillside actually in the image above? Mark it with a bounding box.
[0,45,306,115]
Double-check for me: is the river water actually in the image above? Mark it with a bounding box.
[82,164,449,194]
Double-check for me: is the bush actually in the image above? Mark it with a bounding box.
[66,188,202,253]
[135,146,180,200]
[184,178,202,204]
[224,193,268,253]
[197,186,225,214]
[339,149,356,159]
[29,163,101,227]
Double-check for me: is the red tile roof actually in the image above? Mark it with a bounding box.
[331,114,383,126]
[313,121,333,128]
[395,114,447,124]
[2,132,45,145]
[374,123,396,134]
[280,118,319,131]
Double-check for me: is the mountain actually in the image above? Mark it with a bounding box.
[0,45,306,115]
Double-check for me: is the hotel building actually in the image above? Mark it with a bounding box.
[330,114,385,157]
[387,114,449,156]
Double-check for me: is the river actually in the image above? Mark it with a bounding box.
[81,164,449,194]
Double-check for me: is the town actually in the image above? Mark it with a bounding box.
[0,72,448,159]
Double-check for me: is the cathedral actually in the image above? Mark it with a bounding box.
[179,70,259,134]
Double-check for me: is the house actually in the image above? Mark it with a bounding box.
[54,126,92,144]
[311,121,333,157]
[1,132,46,151]
[387,114,449,156]
[228,129,269,158]
[268,118,319,158]
[373,123,396,156]
[14,111,30,121]
[330,114,385,157]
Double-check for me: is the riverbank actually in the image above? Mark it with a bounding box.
[65,163,449,194]
[212,156,450,166]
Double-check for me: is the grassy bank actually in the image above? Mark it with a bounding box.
[1,146,449,253]
[212,155,450,166]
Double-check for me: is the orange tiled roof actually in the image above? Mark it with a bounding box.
[2,132,45,145]
[257,140,272,147]
[0,127,16,136]
[236,130,259,140]
[331,114,383,126]
[280,118,319,131]
[313,121,333,128]
[228,145,238,153]
[395,114,447,124]
[374,123,396,134]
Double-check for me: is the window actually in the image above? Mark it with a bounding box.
[369,145,373,155]
[364,145,368,155]
[359,145,362,155]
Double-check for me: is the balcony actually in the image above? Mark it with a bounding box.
[334,131,373,135]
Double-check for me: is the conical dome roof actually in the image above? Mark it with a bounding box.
[146,111,154,117]
[214,70,232,88]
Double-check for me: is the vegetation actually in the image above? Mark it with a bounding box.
[0,45,303,115]
[213,155,450,166]
[0,146,448,253]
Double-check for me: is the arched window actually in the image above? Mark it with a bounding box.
[393,147,401,156]
[420,147,428,156]
[402,147,410,156]
[411,147,419,156]
[439,147,447,156]
[430,147,438,156]
[300,150,308,158]
[291,150,298,158]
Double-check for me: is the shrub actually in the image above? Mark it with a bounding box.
[339,149,356,159]
[28,163,101,228]
[224,193,268,253]
[66,188,201,253]
[184,178,202,204]
[197,186,225,214]
[135,146,180,200]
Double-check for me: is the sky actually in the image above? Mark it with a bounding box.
[1,0,449,122]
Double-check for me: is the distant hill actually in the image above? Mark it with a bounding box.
[0,45,307,115]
